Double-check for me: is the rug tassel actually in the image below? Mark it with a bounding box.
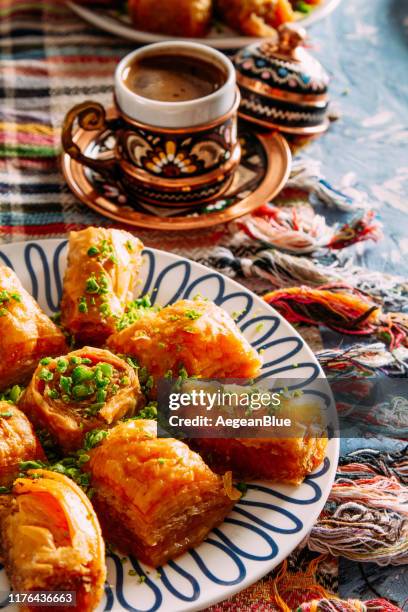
[286,157,369,212]
[263,285,408,348]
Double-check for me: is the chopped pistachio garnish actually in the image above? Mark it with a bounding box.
[78,297,88,314]
[143,377,153,394]
[60,376,72,395]
[179,366,188,380]
[83,428,108,450]
[43,357,126,417]
[72,365,95,384]
[99,275,109,293]
[128,401,157,421]
[100,302,112,318]
[185,309,201,320]
[7,385,23,403]
[236,482,248,496]
[47,388,60,400]
[57,358,69,373]
[126,356,139,369]
[98,363,113,377]
[85,275,100,294]
[85,402,104,416]
[0,290,21,303]
[96,388,107,403]
[40,357,53,366]
[39,368,53,382]
[116,295,156,331]
[0,290,21,316]
[72,383,95,400]
[87,245,100,257]
[95,369,109,388]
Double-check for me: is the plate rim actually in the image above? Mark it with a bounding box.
[61,121,292,231]
[66,0,342,49]
[0,238,339,612]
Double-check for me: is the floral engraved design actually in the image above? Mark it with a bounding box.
[124,123,234,178]
[144,140,199,176]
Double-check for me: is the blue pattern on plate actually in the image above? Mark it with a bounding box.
[0,241,333,611]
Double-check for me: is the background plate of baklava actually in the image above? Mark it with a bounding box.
[0,232,339,612]
[66,0,341,49]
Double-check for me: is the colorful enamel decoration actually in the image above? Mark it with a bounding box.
[234,24,330,134]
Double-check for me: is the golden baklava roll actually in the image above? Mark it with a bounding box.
[107,298,262,385]
[129,0,212,37]
[0,264,68,391]
[60,227,143,346]
[0,403,45,488]
[216,0,295,36]
[192,434,328,484]
[192,395,328,484]
[19,347,141,453]
[0,470,106,612]
[85,420,239,567]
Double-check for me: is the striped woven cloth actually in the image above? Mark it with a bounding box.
[0,0,129,240]
[0,0,331,260]
[0,0,249,254]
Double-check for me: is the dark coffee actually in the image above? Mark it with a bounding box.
[123,54,226,102]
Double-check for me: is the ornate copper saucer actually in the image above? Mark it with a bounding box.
[61,108,291,231]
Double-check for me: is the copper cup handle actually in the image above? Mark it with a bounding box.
[61,101,119,180]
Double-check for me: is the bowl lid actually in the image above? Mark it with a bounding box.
[235,24,329,98]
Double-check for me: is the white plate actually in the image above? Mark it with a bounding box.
[0,239,339,612]
[66,0,341,49]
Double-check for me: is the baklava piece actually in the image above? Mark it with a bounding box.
[0,403,45,488]
[107,298,262,385]
[216,0,294,36]
[0,264,67,391]
[129,0,212,37]
[193,433,328,484]
[60,227,143,346]
[0,470,106,612]
[86,420,239,567]
[19,347,141,453]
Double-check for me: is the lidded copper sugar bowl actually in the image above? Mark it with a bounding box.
[234,24,330,135]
